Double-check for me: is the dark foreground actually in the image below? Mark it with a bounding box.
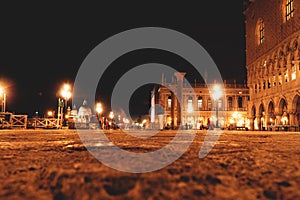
[0,129,300,200]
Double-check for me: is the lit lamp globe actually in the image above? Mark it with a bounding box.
[212,85,222,100]
[95,103,103,115]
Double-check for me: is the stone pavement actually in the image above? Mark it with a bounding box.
[0,129,300,199]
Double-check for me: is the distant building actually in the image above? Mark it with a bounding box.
[245,0,300,130]
[77,100,92,123]
[157,72,249,129]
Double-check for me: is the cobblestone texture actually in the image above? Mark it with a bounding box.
[0,130,300,199]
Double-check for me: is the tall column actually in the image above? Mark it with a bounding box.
[289,111,295,126]
[275,113,281,126]
[256,115,261,131]
[249,117,255,131]
[174,72,186,128]
[171,93,175,129]
[265,114,269,130]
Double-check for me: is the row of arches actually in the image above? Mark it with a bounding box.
[249,35,300,82]
[249,95,300,130]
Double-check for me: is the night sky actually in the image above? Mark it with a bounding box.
[0,2,246,117]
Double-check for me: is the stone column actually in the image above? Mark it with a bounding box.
[249,117,255,131]
[171,93,175,129]
[174,72,186,128]
[275,113,281,126]
[293,60,300,84]
[289,111,295,126]
[256,115,261,131]
[265,114,270,130]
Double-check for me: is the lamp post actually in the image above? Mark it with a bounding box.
[212,85,222,128]
[95,103,103,116]
[60,84,71,109]
[0,87,6,112]
[109,111,114,129]
[95,103,103,129]
[59,83,72,127]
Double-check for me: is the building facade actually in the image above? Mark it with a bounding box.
[158,72,249,129]
[245,0,300,130]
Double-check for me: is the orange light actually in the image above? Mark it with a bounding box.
[47,110,53,117]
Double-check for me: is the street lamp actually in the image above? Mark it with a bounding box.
[212,85,222,128]
[58,83,72,127]
[60,84,72,109]
[95,103,103,129]
[0,87,6,112]
[47,110,54,117]
[95,103,103,116]
[109,111,114,129]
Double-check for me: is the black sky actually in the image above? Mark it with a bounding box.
[0,2,246,117]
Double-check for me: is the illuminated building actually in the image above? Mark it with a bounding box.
[157,72,249,129]
[245,0,300,130]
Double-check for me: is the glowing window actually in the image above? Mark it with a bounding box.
[208,99,212,110]
[197,97,203,109]
[167,96,171,109]
[257,19,265,45]
[285,72,289,83]
[187,97,193,113]
[291,65,296,80]
[286,0,294,21]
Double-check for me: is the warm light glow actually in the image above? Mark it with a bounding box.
[168,98,171,108]
[238,119,245,126]
[63,84,70,91]
[95,103,103,114]
[123,118,129,124]
[212,85,222,100]
[109,111,114,119]
[292,72,296,80]
[47,110,53,117]
[0,87,3,95]
[232,112,241,119]
[60,83,72,100]
[229,118,235,124]
[142,119,147,124]
[187,98,193,114]
[281,116,288,125]
[232,112,238,119]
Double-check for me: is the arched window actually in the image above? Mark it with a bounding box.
[197,96,203,110]
[286,0,294,21]
[256,18,265,45]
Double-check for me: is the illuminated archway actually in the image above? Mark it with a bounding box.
[267,101,275,126]
[251,105,257,130]
[292,95,300,126]
[258,103,265,130]
[278,98,289,125]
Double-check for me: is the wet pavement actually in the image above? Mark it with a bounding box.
[0,129,300,199]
